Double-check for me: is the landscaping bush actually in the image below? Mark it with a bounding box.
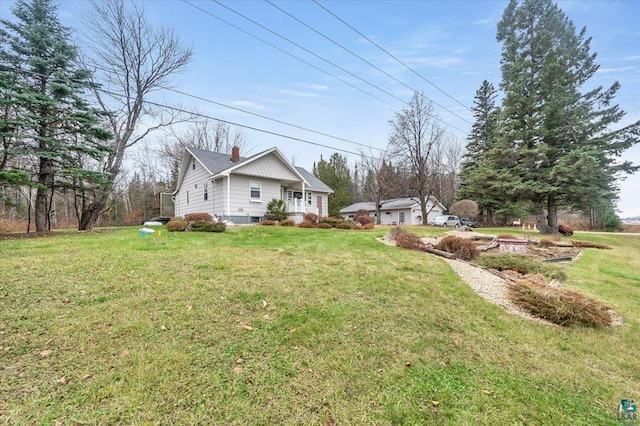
[166,217,187,232]
[389,225,406,239]
[354,209,370,220]
[317,222,332,229]
[303,212,319,225]
[571,240,612,250]
[297,220,316,228]
[362,223,375,230]
[395,232,425,251]
[261,220,277,226]
[335,222,353,230]
[435,235,478,260]
[190,220,226,233]
[279,219,295,227]
[266,199,287,221]
[355,215,373,226]
[538,238,555,247]
[509,283,612,328]
[476,254,566,281]
[320,216,345,227]
[185,212,213,222]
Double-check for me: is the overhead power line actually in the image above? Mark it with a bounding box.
[313,0,473,114]
[266,0,472,126]
[86,61,386,152]
[203,0,467,136]
[180,0,401,111]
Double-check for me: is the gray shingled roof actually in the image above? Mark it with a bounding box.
[341,198,442,213]
[187,146,253,175]
[187,147,332,193]
[295,166,333,193]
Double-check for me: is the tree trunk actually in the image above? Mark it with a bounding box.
[534,199,553,234]
[35,157,54,232]
[375,204,382,225]
[547,194,558,232]
[78,190,111,230]
[420,198,429,225]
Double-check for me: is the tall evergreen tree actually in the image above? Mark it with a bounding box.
[497,0,639,233]
[0,0,112,231]
[457,80,509,224]
[313,153,353,217]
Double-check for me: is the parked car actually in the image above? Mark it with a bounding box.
[460,217,477,227]
[429,215,461,227]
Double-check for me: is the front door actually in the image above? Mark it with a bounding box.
[316,196,323,216]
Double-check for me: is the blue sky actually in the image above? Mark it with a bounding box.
[2,0,639,217]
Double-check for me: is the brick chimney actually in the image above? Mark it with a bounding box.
[231,146,240,162]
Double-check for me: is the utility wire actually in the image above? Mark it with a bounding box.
[180,0,401,111]
[179,2,470,140]
[86,61,385,153]
[0,64,377,158]
[266,0,472,126]
[313,0,473,114]
[210,0,413,108]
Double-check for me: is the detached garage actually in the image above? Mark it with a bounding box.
[340,197,445,225]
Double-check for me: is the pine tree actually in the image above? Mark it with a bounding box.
[313,153,354,217]
[457,80,511,224]
[497,0,639,233]
[0,0,112,231]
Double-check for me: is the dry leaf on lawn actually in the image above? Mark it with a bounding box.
[39,349,53,357]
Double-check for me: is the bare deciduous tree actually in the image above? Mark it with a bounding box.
[358,149,400,224]
[151,119,250,190]
[76,0,192,230]
[388,92,446,225]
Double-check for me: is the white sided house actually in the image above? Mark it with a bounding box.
[340,197,445,225]
[173,146,333,224]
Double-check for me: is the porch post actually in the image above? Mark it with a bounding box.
[226,174,231,220]
[301,182,306,213]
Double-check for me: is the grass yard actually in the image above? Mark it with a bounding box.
[1,226,639,425]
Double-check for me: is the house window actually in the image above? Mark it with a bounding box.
[250,181,261,201]
[186,191,189,205]
[192,158,195,170]
[399,211,405,224]
[306,192,312,206]
[204,183,208,201]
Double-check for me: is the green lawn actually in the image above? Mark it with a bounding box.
[1,226,639,425]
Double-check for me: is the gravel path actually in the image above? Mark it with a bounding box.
[441,258,555,326]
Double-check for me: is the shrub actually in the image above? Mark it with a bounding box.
[317,222,332,229]
[185,212,213,222]
[297,220,316,228]
[538,238,555,247]
[166,217,187,232]
[261,220,277,226]
[354,209,370,220]
[362,223,375,230]
[190,220,226,233]
[389,225,406,239]
[435,235,478,260]
[335,222,353,230]
[320,216,345,227]
[279,219,295,227]
[509,283,612,328]
[475,254,566,281]
[266,199,287,221]
[355,215,373,226]
[571,240,612,249]
[395,232,425,251]
[303,212,320,225]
